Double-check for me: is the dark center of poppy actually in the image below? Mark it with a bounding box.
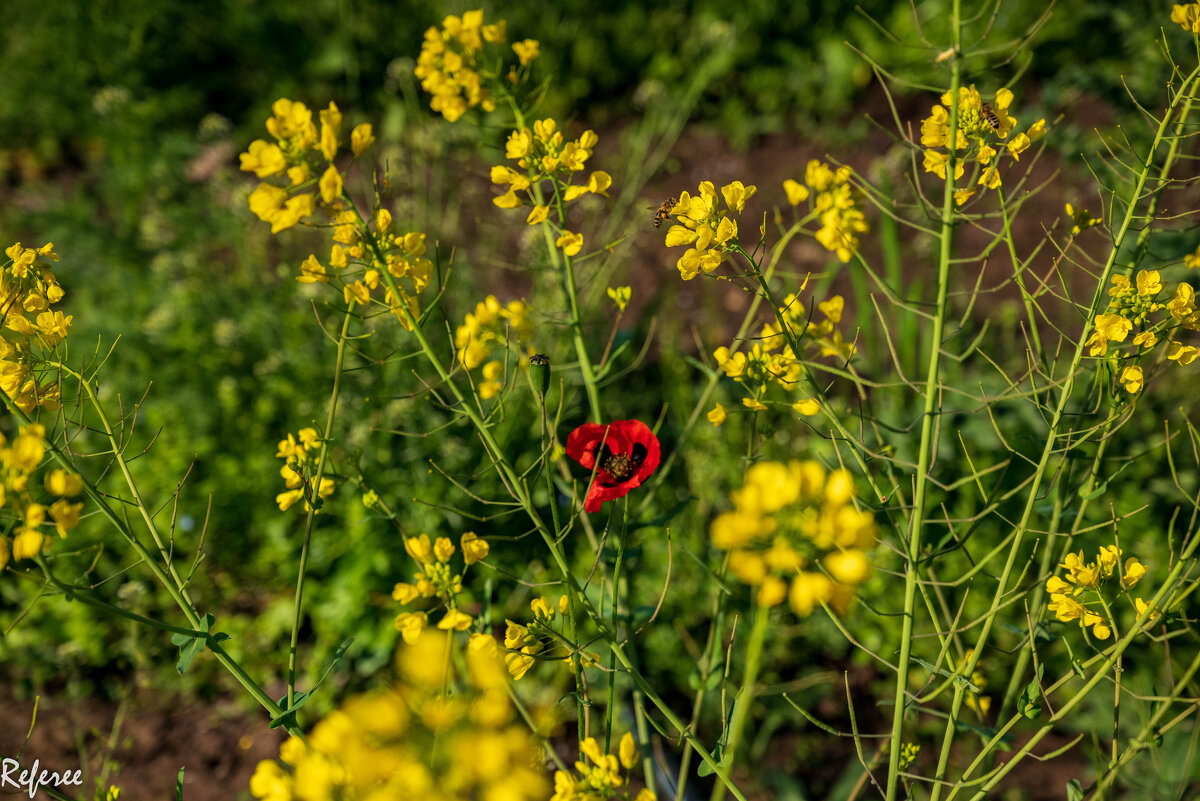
[599,444,647,482]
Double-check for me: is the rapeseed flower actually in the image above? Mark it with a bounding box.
[919,85,1046,204]
[250,632,550,801]
[1045,545,1153,642]
[711,461,876,616]
[274,427,335,512]
[783,161,868,263]
[551,733,656,801]
[0,424,86,568]
[663,180,756,279]
[454,295,534,399]
[2,243,71,414]
[415,11,536,122]
[392,532,489,640]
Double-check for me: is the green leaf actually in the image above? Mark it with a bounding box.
[1019,677,1042,719]
[270,638,353,729]
[271,692,309,730]
[697,745,723,777]
[176,767,186,801]
[1066,779,1083,801]
[170,614,215,675]
[912,657,981,693]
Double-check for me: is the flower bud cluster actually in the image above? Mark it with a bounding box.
[274,427,335,512]
[393,532,490,642]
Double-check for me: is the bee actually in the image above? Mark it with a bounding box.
[651,196,678,229]
[980,102,1000,130]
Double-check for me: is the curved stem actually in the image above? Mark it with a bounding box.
[287,301,355,709]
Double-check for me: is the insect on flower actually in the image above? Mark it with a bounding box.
[565,419,661,513]
[651,196,678,229]
[980,102,1000,130]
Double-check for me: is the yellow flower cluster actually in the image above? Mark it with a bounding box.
[712,289,856,416]
[393,532,489,643]
[502,594,598,681]
[711,461,876,616]
[274,428,335,512]
[242,99,436,330]
[415,11,539,122]
[0,425,85,569]
[1065,203,1101,236]
[551,733,655,801]
[1046,545,1152,641]
[783,161,869,263]
[454,296,533,399]
[250,632,550,801]
[1085,269,1200,395]
[663,181,756,280]
[241,98,373,234]
[333,225,434,332]
[919,85,1046,205]
[492,119,611,258]
[1172,3,1200,32]
[2,243,71,414]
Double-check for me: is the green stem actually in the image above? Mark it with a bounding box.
[997,417,1114,719]
[36,559,207,638]
[737,246,891,506]
[888,8,961,798]
[710,604,770,801]
[504,92,602,422]
[996,184,1045,374]
[551,189,603,423]
[605,501,630,753]
[675,553,731,801]
[287,302,355,709]
[1089,647,1200,797]
[949,520,1200,800]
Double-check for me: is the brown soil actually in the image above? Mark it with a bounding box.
[0,686,282,801]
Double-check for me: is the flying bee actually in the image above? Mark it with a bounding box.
[980,102,1000,130]
[651,196,678,229]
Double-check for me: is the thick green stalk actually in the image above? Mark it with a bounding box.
[886,8,962,798]
[605,502,630,754]
[710,604,770,801]
[287,302,355,708]
[996,418,1113,719]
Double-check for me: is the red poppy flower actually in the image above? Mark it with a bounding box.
[565,419,661,513]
